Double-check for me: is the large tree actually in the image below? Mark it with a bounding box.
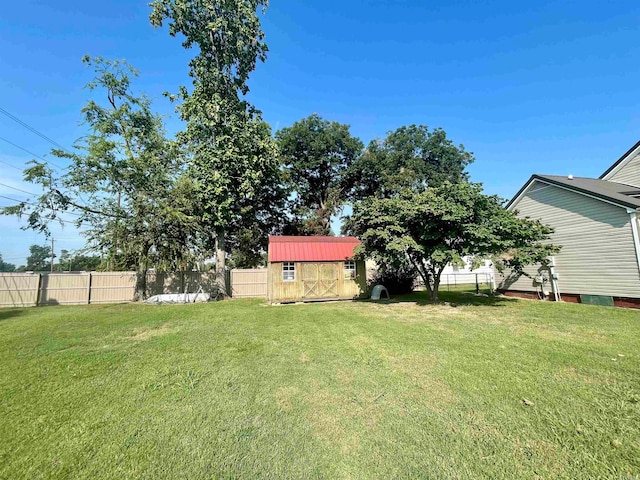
[347,125,473,200]
[0,254,16,272]
[276,114,363,235]
[2,57,198,299]
[24,244,52,272]
[56,250,101,271]
[150,0,283,291]
[345,182,559,301]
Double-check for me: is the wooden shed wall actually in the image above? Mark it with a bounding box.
[268,260,366,302]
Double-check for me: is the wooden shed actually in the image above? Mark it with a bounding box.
[267,236,367,303]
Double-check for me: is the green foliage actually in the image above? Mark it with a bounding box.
[55,249,101,271]
[150,0,283,284]
[347,125,473,200]
[24,244,52,272]
[346,182,559,300]
[1,57,198,299]
[369,262,418,295]
[0,254,16,272]
[276,114,364,235]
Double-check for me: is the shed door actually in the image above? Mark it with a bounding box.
[302,264,320,298]
[302,263,339,299]
[319,264,339,297]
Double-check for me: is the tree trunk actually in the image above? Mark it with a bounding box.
[134,263,148,302]
[215,228,228,297]
[133,245,150,302]
[430,280,439,301]
[430,267,445,302]
[408,255,432,298]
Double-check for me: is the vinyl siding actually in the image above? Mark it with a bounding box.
[607,152,640,187]
[497,182,640,298]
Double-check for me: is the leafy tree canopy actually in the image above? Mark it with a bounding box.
[0,254,17,272]
[23,244,52,272]
[150,0,283,290]
[276,113,363,235]
[56,250,102,271]
[347,125,473,200]
[1,57,198,299]
[345,182,559,301]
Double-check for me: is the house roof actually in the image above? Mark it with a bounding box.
[508,174,640,210]
[268,236,361,262]
[599,139,640,179]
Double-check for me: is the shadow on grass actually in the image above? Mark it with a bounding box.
[0,308,28,322]
[360,289,519,308]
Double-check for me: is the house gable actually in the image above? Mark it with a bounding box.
[508,175,640,211]
[600,140,640,187]
[498,181,640,298]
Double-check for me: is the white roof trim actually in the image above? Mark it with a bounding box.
[508,177,632,212]
[601,143,640,181]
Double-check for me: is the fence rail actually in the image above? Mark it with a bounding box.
[1,269,494,308]
[415,272,495,294]
[441,272,495,293]
[0,269,269,308]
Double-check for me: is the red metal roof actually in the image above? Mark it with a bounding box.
[268,236,361,262]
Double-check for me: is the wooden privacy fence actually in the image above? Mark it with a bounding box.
[230,268,268,298]
[0,269,268,307]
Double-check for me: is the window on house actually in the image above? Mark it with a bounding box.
[344,260,356,279]
[282,262,295,281]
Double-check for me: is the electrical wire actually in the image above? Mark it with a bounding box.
[0,135,65,171]
[0,107,69,152]
[0,194,37,205]
[0,108,119,219]
[0,157,25,172]
[0,181,38,196]
[0,194,83,217]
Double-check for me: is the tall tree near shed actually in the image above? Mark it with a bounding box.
[346,125,473,200]
[150,0,279,293]
[276,114,364,235]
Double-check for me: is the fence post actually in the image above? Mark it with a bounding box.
[86,272,92,304]
[35,273,42,306]
[475,273,479,294]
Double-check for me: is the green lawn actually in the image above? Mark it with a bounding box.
[1,292,638,479]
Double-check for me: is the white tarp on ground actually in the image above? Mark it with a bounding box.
[145,293,211,304]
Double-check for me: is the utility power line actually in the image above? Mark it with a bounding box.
[0,107,69,152]
[0,135,64,171]
[0,108,121,220]
[0,194,83,218]
[0,181,38,196]
[0,157,25,172]
[0,194,38,205]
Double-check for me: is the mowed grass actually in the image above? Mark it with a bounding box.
[1,292,639,479]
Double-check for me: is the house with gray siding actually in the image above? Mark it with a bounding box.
[496,140,640,308]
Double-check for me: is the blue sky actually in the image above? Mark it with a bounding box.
[1,0,639,265]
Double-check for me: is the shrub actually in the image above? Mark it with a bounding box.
[370,263,418,295]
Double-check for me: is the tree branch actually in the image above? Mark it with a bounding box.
[54,189,123,218]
